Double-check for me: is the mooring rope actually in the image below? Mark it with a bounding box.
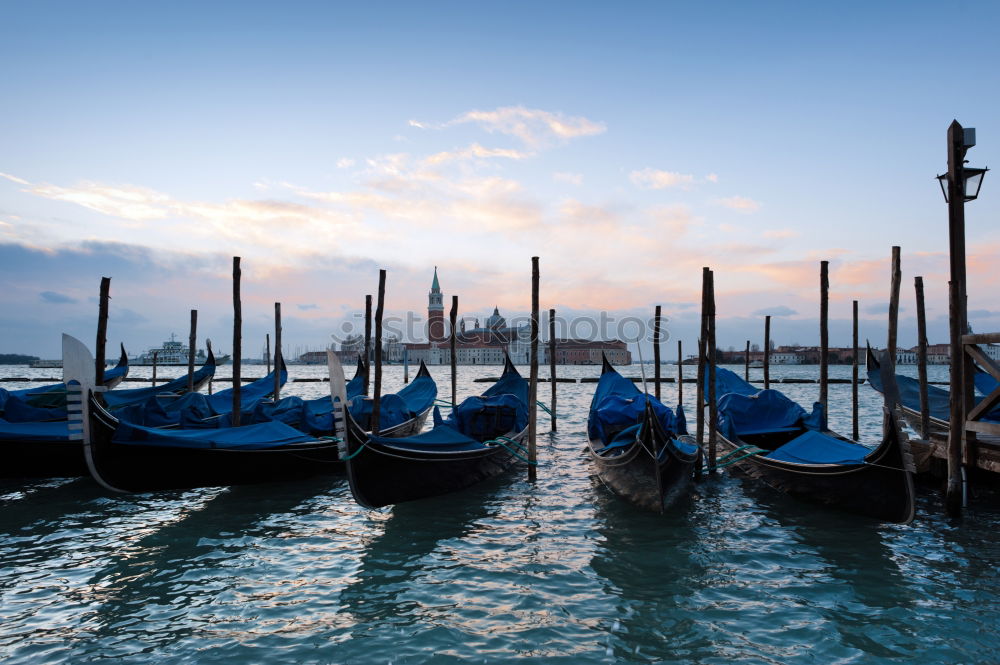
[484,435,538,465]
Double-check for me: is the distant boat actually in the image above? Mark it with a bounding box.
[131,334,230,365]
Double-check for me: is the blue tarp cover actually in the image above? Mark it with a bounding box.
[370,365,527,451]
[868,362,1000,422]
[717,389,807,438]
[587,367,681,445]
[207,368,286,410]
[975,369,999,397]
[0,391,67,422]
[103,361,217,408]
[349,394,410,430]
[111,418,315,449]
[765,430,870,465]
[0,418,71,442]
[708,366,761,398]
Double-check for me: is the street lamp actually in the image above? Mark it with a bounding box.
[937,165,989,202]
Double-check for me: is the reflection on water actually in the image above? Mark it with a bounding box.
[0,364,997,664]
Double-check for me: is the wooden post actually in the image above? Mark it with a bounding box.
[403,346,410,383]
[764,315,771,390]
[187,309,197,393]
[274,302,282,401]
[549,308,557,431]
[887,247,901,368]
[403,346,409,384]
[95,277,110,386]
[266,333,271,375]
[232,257,242,426]
[744,340,750,382]
[677,340,683,408]
[696,268,708,448]
[152,351,158,387]
[371,271,385,436]
[450,295,458,409]
[528,256,539,482]
[707,269,718,473]
[652,305,662,401]
[820,260,829,424]
[915,276,930,440]
[852,300,859,441]
[947,280,963,514]
[364,294,372,395]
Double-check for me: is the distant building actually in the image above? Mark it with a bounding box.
[548,339,631,365]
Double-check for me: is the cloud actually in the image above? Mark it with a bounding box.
[423,143,532,165]
[752,305,798,316]
[298,303,319,311]
[763,228,799,239]
[553,172,583,186]
[1,172,31,185]
[336,158,355,168]
[629,169,696,190]
[716,196,761,213]
[26,181,172,221]
[448,106,606,147]
[40,290,76,304]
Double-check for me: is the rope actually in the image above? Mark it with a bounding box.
[536,401,554,417]
[434,399,454,407]
[338,439,369,461]
[703,444,768,472]
[484,435,538,465]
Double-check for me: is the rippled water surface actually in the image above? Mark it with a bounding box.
[2,363,999,664]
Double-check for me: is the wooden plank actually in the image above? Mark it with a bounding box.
[962,332,1000,345]
[965,420,1000,436]
[967,385,1000,422]
[965,343,1000,381]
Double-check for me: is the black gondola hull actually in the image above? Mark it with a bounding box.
[717,425,915,524]
[589,436,699,513]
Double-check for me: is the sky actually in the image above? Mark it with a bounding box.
[1,1,998,359]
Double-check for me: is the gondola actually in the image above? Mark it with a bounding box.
[9,344,130,409]
[586,355,700,513]
[340,353,529,508]
[64,335,342,493]
[709,364,915,524]
[0,346,220,479]
[866,344,1000,437]
[102,345,218,409]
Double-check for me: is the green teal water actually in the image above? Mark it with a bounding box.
[2,364,999,664]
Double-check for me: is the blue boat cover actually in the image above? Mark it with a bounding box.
[0,391,67,422]
[103,361,217,408]
[587,368,679,444]
[717,389,807,438]
[765,430,870,465]
[346,372,365,400]
[708,366,761,398]
[975,369,999,397]
[867,362,1000,422]
[0,418,71,442]
[9,359,129,403]
[111,418,315,449]
[207,368,286,410]
[369,365,527,450]
[349,394,410,430]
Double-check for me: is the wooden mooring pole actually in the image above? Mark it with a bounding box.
[549,308,557,431]
[232,257,242,426]
[528,256,539,481]
[266,333,271,375]
[915,276,930,440]
[696,268,708,454]
[187,309,197,394]
[764,315,771,390]
[820,261,829,425]
[151,351,158,387]
[677,340,683,408]
[706,269,717,473]
[653,305,662,401]
[364,294,372,395]
[274,302,282,401]
[852,300,859,441]
[450,295,458,409]
[95,277,110,386]
[885,247,902,442]
[372,271,385,436]
[744,340,750,383]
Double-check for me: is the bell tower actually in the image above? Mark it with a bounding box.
[428,267,445,343]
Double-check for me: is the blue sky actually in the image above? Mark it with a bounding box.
[2,1,998,358]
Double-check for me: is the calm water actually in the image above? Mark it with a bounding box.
[2,363,999,664]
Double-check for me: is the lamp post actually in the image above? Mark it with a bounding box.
[941,120,988,517]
